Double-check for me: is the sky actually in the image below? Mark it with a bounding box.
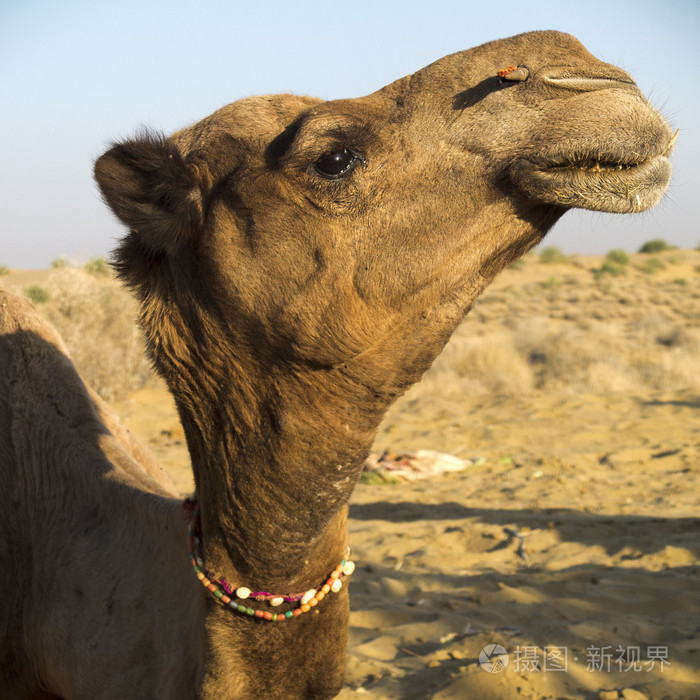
[1,0,699,268]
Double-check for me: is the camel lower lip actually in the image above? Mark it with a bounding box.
[525,154,672,213]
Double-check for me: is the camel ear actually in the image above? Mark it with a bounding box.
[94,132,205,255]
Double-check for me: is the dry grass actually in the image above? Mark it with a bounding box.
[1,265,155,401]
[407,247,700,402]
[3,247,700,403]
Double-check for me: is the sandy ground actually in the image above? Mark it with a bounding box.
[113,384,700,700]
[5,253,699,699]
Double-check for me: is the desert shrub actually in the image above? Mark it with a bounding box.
[0,264,9,277]
[396,284,700,404]
[653,323,699,350]
[359,470,399,485]
[516,321,595,391]
[593,249,630,278]
[594,260,627,279]
[673,278,687,286]
[410,327,535,400]
[641,257,665,274]
[448,333,534,393]
[24,284,50,304]
[605,249,630,266]
[639,239,674,254]
[631,335,700,391]
[84,256,111,276]
[538,246,570,264]
[37,268,154,400]
[51,257,69,269]
[540,276,562,289]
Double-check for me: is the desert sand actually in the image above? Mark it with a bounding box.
[3,248,699,699]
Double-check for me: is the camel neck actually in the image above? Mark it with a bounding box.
[147,283,455,591]
[171,360,382,592]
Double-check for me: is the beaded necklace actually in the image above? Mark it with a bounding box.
[185,498,355,621]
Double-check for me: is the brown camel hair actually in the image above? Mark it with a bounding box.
[0,30,674,699]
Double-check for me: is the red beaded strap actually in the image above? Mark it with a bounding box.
[186,501,355,621]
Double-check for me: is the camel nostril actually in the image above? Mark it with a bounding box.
[540,70,636,92]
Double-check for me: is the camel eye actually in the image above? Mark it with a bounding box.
[314,148,357,178]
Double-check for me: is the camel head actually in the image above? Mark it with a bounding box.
[95,30,674,416]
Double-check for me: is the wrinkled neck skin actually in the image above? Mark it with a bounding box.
[169,320,427,591]
[181,360,372,590]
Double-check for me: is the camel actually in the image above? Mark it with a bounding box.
[0,30,674,699]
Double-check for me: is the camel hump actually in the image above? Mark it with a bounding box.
[0,288,178,496]
[0,290,96,433]
[0,289,71,357]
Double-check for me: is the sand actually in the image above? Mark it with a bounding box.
[112,383,699,700]
[6,251,699,698]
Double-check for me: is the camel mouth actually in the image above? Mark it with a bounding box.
[522,138,675,214]
[547,155,658,174]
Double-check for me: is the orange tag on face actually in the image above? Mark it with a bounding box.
[497,65,517,78]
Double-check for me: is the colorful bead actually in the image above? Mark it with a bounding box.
[185,499,353,622]
[300,589,316,606]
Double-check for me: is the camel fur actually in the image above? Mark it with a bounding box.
[0,30,674,699]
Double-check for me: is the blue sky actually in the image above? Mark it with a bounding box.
[2,0,698,267]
